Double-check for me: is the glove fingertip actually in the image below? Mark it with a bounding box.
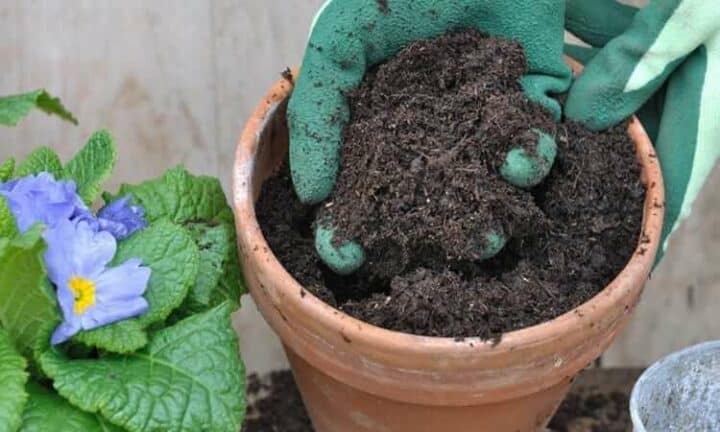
[564,90,615,132]
[521,79,564,122]
[500,130,557,189]
[315,225,366,275]
[480,230,508,261]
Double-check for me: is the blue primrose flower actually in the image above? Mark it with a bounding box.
[43,218,151,345]
[97,195,148,240]
[0,172,88,232]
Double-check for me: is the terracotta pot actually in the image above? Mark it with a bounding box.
[232,60,664,431]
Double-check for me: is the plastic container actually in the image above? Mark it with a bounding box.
[630,340,720,432]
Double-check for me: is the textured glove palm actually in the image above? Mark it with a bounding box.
[289,0,570,274]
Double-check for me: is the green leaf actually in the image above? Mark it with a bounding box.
[19,382,121,432]
[177,222,244,316]
[0,328,28,432]
[108,167,245,318]
[113,221,199,327]
[41,302,245,432]
[97,417,124,432]
[0,90,77,127]
[0,158,15,182]
[110,166,234,225]
[219,242,245,304]
[73,320,147,355]
[0,228,60,355]
[16,147,63,178]
[63,130,117,204]
[72,220,199,353]
[0,197,18,238]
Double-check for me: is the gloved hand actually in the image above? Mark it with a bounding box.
[564,0,720,262]
[289,0,571,275]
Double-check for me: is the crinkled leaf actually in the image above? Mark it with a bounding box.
[177,222,243,316]
[15,147,63,178]
[113,221,199,326]
[41,302,245,432]
[218,242,245,305]
[0,158,15,182]
[63,130,117,204]
[72,220,199,353]
[0,228,60,355]
[0,90,77,127]
[181,223,229,313]
[0,197,18,238]
[73,320,147,355]
[97,417,124,432]
[108,167,245,317]
[19,382,121,432]
[0,328,28,432]
[109,166,234,225]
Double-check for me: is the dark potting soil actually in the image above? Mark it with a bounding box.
[241,370,634,432]
[548,389,632,432]
[256,30,644,339]
[242,372,313,432]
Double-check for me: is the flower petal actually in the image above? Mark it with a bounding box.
[51,320,82,345]
[54,281,77,322]
[72,221,117,277]
[43,219,116,283]
[80,297,149,330]
[42,219,76,286]
[1,172,88,232]
[94,258,151,302]
[97,195,148,240]
[97,218,130,240]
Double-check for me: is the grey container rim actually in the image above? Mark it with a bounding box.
[629,339,720,432]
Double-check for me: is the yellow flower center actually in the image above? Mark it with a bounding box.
[68,276,96,315]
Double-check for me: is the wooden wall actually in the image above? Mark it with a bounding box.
[1,0,716,374]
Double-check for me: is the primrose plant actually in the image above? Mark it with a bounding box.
[0,91,246,432]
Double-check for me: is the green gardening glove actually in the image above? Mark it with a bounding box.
[289,0,571,275]
[565,0,720,262]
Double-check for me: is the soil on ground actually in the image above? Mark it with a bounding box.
[242,372,313,432]
[548,390,632,432]
[242,370,635,432]
[256,30,644,339]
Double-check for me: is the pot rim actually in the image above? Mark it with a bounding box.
[232,58,664,394]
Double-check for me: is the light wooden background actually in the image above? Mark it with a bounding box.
[1,0,717,374]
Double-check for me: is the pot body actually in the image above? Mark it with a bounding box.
[233,65,664,432]
[287,348,571,432]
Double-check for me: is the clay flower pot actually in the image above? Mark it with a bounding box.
[232,61,664,432]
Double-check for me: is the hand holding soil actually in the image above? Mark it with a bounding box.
[319,32,561,277]
[287,0,572,274]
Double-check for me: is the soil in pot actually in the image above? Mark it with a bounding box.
[257,30,644,340]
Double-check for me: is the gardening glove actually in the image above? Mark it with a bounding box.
[290,0,571,275]
[564,0,720,262]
